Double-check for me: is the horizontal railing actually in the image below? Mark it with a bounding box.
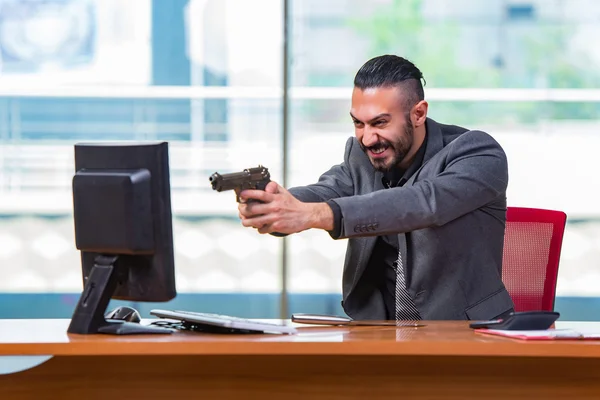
[1,85,600,101]
[0,86,598,216]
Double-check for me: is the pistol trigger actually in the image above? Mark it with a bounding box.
[234,188,242,203]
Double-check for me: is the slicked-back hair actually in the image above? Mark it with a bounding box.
[354,55,425,112]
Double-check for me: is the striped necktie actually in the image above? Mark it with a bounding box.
[394,249,422,321]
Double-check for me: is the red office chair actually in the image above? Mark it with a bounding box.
[501,207,567,312]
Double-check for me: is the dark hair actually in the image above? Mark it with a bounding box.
[354,55,425,110]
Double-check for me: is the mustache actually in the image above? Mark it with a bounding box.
[361,140,392,152]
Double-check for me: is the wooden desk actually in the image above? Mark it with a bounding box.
[1,319,600,399]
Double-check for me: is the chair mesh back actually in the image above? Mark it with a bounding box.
[502,221,553,312]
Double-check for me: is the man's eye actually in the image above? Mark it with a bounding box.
[352,120,362,126]
[373,120,386,126]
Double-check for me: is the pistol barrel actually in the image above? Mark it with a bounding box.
[209,165,271,194]
[209,171,249,192]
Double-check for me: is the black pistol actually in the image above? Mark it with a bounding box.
[209,165,271,202]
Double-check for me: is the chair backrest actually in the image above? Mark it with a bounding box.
[501,207,567,312]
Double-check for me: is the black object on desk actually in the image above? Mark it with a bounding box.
[469,311,560,331]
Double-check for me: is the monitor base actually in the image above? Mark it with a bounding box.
[68,255,173,335]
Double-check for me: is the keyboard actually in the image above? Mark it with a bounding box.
[150,309,298,335]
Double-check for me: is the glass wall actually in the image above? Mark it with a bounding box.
[0,0,285,317]
[0,0,598,319]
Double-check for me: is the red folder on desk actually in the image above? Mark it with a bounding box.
[476,329,600,340]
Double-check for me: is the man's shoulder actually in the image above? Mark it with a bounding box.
[433,119,502,150]
[434,120,470,146]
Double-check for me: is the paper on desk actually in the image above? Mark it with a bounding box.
[476,328,600,340]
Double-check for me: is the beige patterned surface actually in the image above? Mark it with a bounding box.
[0,215,596,297]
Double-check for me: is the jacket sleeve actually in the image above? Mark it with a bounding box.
[330,130,509,238]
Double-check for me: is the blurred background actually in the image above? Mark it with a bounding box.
[0,0,598,320]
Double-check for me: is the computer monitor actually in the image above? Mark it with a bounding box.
[67,141,176,335]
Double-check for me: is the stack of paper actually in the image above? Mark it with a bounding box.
[476,328,600,340]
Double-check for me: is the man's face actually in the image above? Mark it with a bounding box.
[350,86,414,172]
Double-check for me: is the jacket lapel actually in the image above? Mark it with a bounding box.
[405,118,444,186]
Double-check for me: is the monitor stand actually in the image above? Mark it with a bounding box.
[67,255,172,335]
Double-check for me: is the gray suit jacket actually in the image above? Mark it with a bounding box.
[289,118,515,320]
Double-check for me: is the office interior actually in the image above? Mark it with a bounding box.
[0,0,598,322]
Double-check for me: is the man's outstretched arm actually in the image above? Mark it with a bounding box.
[238,130,507,238]
[238,181,334,234]
[238,137,357,236]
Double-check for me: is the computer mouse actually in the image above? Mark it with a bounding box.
[105,306,142,323]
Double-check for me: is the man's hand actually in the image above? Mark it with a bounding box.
[238,181,334,234]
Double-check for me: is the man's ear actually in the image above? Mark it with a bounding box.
[412,100,428,127]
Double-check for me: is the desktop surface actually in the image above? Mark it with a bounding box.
[1,318,600,357]
[2,319,600,399]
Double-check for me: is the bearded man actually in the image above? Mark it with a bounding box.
[237,54,515,321]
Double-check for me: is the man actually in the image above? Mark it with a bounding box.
[237,54,515,321]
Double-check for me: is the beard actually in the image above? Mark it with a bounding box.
[360,121,414,172]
